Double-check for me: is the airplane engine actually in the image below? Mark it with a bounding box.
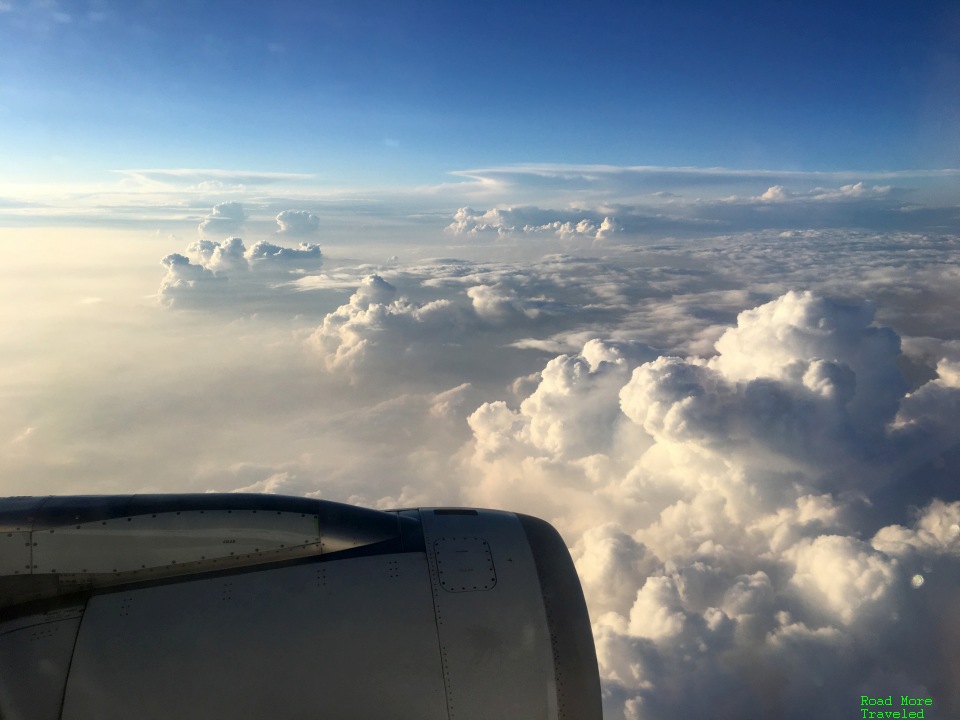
[0,494,601,720]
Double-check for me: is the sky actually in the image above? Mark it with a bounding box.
[2,2,960,719]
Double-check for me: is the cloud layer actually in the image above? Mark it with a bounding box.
[461,291,960,719]
[12,183,960,720]
[285,236,959,717]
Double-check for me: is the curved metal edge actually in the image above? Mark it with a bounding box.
[0,496,426,616]
[0,494,323,531]
[515,513,603,720]
[0,536,414,623]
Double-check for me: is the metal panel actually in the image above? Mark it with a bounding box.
[317,502,400,554]
[0,531,31,575]
[1,498,418,609]
[434,536,496,593]
[421,509,556,720]
[0,497,46,532]
[32,510,320,574]
[27,494,319,530]
[0,606,84,720]
[517,514,602,720]
[398,510,426,552]
[62,553,449,720]
[32,496,133,529]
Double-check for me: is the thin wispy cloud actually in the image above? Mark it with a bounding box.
[117,169,316,187]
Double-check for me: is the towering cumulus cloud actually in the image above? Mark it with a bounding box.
[197,202,247,236]
[463,291,960,720]
[158,252,222,306]
[307,274,465,373]
[275,209,321,237]
[157,236,323,306]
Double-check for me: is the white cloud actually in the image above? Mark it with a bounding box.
[760,185,790,202]
[628,575,688,641]
[22,204,960,719]
[740,181,892,204]
[198,201,246,236]
[187,236,248,273]
[573,524,656,617]
[158,252,222,306]
[457,289,960,718]
[446,207,514,236]
[872,500,960,558]
[436,165,957,237]
[466,284,538,323]
[225,470,322,499]
[446,206,621,242]
[275,209,321,237]
[158,235,324,306]
[245,239,323,268]
[306,274,466,374]
[119,169,314,186]
[186,236,323,272]
[6,162,955,237]
[786,535,897,625]
[707,290,906,434]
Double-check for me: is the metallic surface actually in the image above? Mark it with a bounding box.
[432,535,497,592]
[32,509,321,574]
[61,554,448,720]
[0,531,31,576]
[0,496,403,608]
[0,607,84,720]
[517,514,603,720]
[422,508,557,720]
[0,495,601,720]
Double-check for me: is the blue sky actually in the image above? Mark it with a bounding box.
[2,0,958,186]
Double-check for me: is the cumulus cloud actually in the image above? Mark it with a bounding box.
[304,268,588,377]
[275,209,321,237]
[739,182,893,205]
[197,202,246,236]
[187,236,248,273]
[158,235,323,306]
[14,149,960,720]
[158,252,222,307]
[523,215,622,241]
[438,165,957,237]
[143,219,960,718]
[466,284,539,324]
[458,290,960,719]
[760,185,791,202]
[446,206,621,241]
[872,499,960,558]
[20,180,960,720]
[186,236,323,272]
[307,274,466,373]
[446,207,515,237]
[245,239,323,267]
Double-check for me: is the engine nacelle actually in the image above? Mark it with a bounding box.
[0,494,601,720]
